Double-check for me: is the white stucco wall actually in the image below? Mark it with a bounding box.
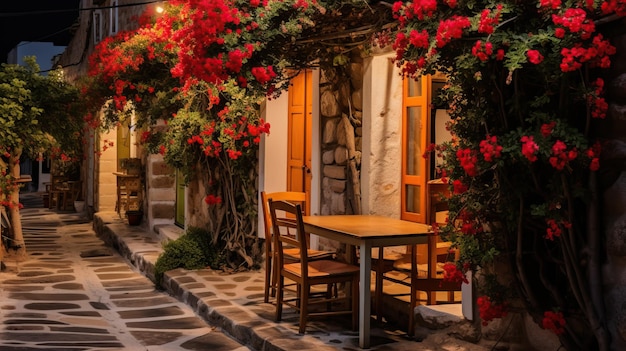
[361,53,403,218]
[98,129,119,212]
[258,94,289,238]
[258,71,322,240]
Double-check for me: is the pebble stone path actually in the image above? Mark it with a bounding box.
[0,195,251,351]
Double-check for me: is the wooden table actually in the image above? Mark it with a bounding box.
[301,215,431,349]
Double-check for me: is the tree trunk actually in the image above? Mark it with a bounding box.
[9,149,26,259]
[341,114,361,214]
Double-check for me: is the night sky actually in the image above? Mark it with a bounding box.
[0,1,80,63]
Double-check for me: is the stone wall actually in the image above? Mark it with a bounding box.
[318,55,364,252]
[146,154,176,232]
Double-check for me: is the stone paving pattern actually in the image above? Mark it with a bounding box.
[93,210,492,350]
[0,196,251,351]
[2,193,492,350]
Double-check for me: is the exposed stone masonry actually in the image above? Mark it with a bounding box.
[319,55,364,252]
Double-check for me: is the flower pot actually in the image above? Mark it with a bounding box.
[74,200,85,213]
[126,210,143,226]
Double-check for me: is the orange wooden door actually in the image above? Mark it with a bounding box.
[401,75,430,223]
[287,70,313,214]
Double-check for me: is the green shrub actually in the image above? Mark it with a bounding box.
[154,227,225,286]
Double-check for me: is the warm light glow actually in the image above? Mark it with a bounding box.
[156,6,164,14]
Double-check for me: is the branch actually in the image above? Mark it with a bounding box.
[515,197,538,306]
[560,173,609,350]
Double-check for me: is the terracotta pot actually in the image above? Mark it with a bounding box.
[74,201,85,213]
[126,211,143,226]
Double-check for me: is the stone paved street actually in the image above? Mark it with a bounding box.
[0,196,251,351]
[1,193,493,351]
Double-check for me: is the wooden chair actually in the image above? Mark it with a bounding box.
[117,176,142,217]
[260,191,334,303]
[376,180,461,335]
[61,181,82,211]
[269,199,360,334]
[48,175,68,210]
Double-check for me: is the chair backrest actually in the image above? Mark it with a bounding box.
[268,199,310,270]
[51,175,68,190]
[261,191,306,240]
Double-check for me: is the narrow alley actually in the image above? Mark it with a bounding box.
[0,193,251,351]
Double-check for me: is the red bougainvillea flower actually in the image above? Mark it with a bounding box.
[546,218,571,240]
[521,136,539,162]
[472,40,493,62]
[479,135,502,162]
[452,179,468,194]
[477,5,502,35]
[549,140,577,170]
[542,310,566,335]
[457,209,482,235]
[442,262,469,284]
[456,148,478,176]
[540,0,561,10]
[588,78,608,119]
[552,8,595,40]
[477,295,508,326]
[204,194,222,205]
[540,121,556,137]
[586,141,601,171]
[435,15,471,48]
[527,49,544,64]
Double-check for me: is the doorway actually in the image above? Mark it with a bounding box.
[287,70,313,215]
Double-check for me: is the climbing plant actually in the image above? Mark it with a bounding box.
[391,1,624,349]
[82,0,391,268]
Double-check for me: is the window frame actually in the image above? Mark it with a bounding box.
[93,10,103,44]
[109,0,118,35]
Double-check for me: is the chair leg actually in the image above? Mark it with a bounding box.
[351,277,359,331]
[271,255,279,298]
[264,247,272,303]
[296,284,302,309]
[275,275,284,322]
[426,291,436,305]
[299,282,308,334]
[326,283,333,310]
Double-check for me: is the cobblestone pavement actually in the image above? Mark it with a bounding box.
[0,195,251,351]
[3,193,492,351]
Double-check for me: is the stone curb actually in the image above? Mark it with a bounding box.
[92,212,337,351]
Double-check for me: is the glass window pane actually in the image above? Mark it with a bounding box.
[407,77,422,97]
[406,184,421,213]
[405,106,422,176]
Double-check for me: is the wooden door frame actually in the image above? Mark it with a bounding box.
[287,70,313,215]
[400,75,430,223]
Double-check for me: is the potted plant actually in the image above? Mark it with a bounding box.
[73,198,85,213]
[126,209,143,226]
[125,197,143,226]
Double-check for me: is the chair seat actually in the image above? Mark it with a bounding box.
[391,261,445,278]
[370,246,406,261]
[284,248,335,261]
[285,259,360,277]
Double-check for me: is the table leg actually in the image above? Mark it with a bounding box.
[375,247,384,323]
[359,241,372,349]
